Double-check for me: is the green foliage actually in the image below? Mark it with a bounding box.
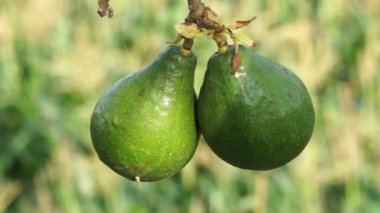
[0,0,379,212]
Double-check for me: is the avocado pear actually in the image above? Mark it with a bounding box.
[90,45,199,181]
[198,45,315,170]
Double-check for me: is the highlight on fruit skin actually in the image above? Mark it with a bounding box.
[197,45,315,170]
[90,45,199,182]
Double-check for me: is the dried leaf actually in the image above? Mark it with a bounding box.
[228,16,257,30]
[233,32,256,47]
[174,23,211,39]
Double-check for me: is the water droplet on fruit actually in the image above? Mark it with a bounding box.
[234,70,246,78]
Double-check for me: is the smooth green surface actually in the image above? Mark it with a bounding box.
[1,0,379,212]
[198,45,315,170]
[91,46,199,181]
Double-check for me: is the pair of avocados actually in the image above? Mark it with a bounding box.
[90,45,315,182]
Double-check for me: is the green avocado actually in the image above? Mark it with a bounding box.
[198,45,315,170]
[90,45,199,181]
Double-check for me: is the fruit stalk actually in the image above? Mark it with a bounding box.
[181,0,205,52]
[185,0,228,52]
[180,38,194,56]
[165,0,205,53]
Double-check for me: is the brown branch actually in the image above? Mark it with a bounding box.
[95,0,232,53]
[184,0,228,51]
[98,0,113,18]
[186,0,224,31]
[187,0,205,20]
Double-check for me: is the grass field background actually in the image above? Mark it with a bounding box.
[1,0,379,212]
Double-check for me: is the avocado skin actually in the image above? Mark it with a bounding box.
[198,45,315,170]
[90,46,199,181]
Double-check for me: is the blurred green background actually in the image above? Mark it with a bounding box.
[1,0,379,212]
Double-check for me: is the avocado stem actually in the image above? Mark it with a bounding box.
[180,38,194,56]
[214,33,228,53]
